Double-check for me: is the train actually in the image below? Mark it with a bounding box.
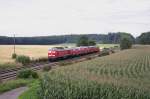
[48,46,100,61]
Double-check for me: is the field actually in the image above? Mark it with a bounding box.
[97,44,118,48]
[0,44,73,64]
[20,45,150,99]
[0,44,117,64]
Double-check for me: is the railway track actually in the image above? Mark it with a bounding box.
[0,53,99,82]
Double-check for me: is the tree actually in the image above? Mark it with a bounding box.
[0,33,135,45]
[118,32,135,43]
[77,36,89,46]
[120,38,132,50]
[88,40,96,46]
[76,36,96,46]
[137,32,150,44]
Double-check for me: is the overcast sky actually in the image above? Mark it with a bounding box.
[0,0,150,37]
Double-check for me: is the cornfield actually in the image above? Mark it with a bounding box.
[38,45,150,99]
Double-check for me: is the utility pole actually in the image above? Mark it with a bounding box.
[13,34,16,54]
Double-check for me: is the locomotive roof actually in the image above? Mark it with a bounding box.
[49,47,70,51]
[49,46,98,51]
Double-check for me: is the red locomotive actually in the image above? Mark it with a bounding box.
[48,46,100,61]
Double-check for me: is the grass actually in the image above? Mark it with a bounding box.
[97,44,119,48]
[19,80,39,99]
[0,79,36,94]
[0,62,22,69]
[19,45,150,99]
[0,43,116,64]
[0,44,74,64]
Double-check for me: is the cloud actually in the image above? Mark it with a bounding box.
[0,0,150,37]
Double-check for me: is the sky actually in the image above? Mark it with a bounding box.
[0,0,150,37]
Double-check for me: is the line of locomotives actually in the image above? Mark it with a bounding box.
[48,46,100,61]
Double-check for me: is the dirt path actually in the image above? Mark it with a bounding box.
[0,87,28,99]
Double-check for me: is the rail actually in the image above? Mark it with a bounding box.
[0,53,99,82]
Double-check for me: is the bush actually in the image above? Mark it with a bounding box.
[17,69,39,79]
[109,48,115,53]
[110,49,115,53]
[99,52,110,57]
[99,48,110,57]
[17,69,32,78]
[31,71,39,79]
[16,55,31,65]
[120,38,132,50]
[12,53,17,59]
[34,57,48,62]
[43,66,51,72]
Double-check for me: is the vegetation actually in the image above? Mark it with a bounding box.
[77,36,96,46]
[42,66,51,72]
[0,79,35,94]
[120,38,132,50]
[31,71,39,79]
[19,80,39,99]
[37,75,149,99]
[59,61,73,66]
[20,45,150,99]
[12,53,17,59]
[88,40,96,46]
[99,48,110,56]
[17,69,39,79]
[137,32,150,44]
[0,44,117,64]
[0,63,20,70]
[16,55,31,65]
[0,33,135,45]
[97,44,119,48]
[77,36,89,46]
[34,57,48,62]
[118,32,135,43]
[17,69,32,78]
[0,45,57,63]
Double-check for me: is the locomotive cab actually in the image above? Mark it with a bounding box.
[48,47,71,61]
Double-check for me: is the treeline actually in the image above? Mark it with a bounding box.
[0,32,139,45]
[136,31,150,44]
